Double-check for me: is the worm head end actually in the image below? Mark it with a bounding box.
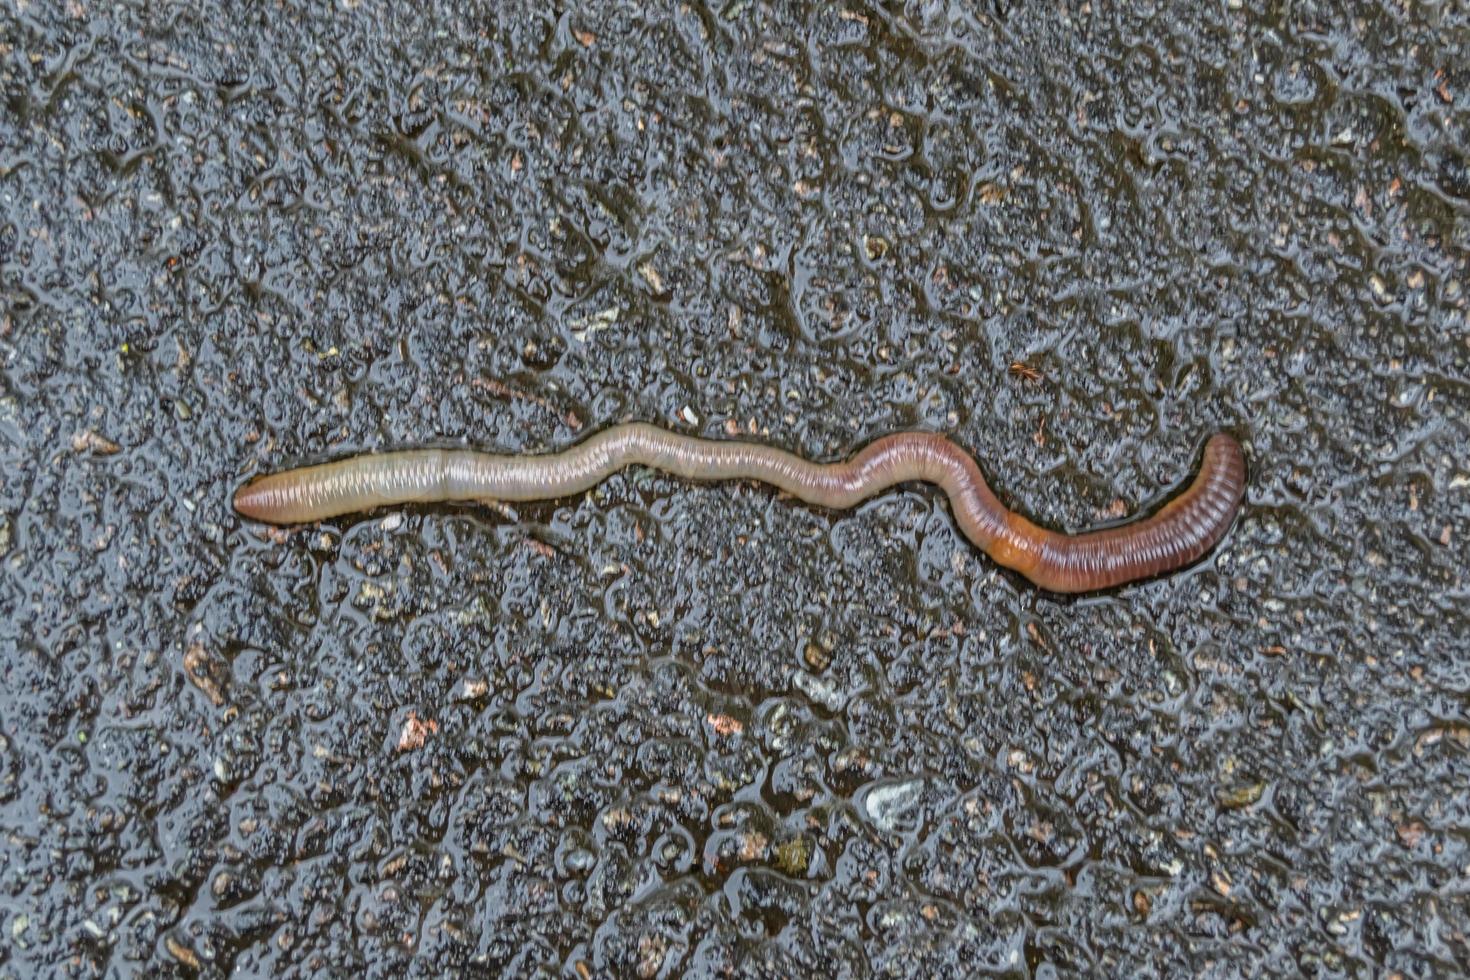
[233,479,277,522]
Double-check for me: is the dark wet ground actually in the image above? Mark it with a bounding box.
[3,0,1469,976]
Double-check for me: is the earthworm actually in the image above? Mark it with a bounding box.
[234,424,1245,593]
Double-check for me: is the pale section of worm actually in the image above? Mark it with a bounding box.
[234,423,1246,593]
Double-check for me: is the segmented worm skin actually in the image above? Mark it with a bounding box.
[234,424,1246,593]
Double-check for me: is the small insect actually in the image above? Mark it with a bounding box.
[1008,360,1043,383]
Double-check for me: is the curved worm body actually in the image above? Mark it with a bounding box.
[235,424,1245,593]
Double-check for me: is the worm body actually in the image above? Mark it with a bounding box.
[235,424,1245,593]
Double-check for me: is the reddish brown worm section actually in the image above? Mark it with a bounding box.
[234,423,1245,593]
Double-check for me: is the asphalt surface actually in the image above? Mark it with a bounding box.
[2,1,1468,976]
